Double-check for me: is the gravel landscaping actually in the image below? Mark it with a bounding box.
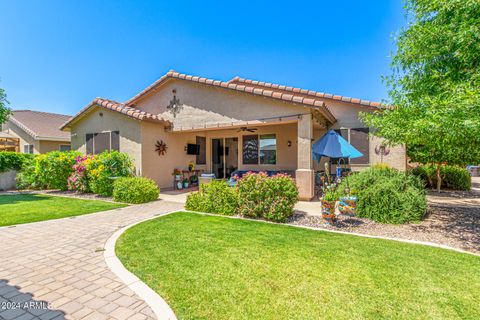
[290,179,480,254]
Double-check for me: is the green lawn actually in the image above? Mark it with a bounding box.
[116,212,480,320]
[0,194,126,226]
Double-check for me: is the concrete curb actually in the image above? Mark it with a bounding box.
[104,211,178,320]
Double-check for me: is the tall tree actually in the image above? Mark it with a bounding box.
[0,85,11,126]
[362,0,480,191]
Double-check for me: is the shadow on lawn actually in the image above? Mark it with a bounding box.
[0,194,49,205]
[0,279,65,319]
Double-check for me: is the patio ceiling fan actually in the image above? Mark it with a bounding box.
[237,127,258,133]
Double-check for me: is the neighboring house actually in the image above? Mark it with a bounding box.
[61,70,406,200]
[1,110,71,154]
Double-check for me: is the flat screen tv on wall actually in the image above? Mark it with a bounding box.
[187,143,200,155]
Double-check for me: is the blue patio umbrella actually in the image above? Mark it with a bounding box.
[312,130,363,162]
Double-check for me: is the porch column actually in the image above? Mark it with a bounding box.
[296,114,314,200]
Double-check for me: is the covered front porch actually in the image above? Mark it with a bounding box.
[168,109,331,200]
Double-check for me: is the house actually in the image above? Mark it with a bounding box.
[1,110,71,154]
[61,70,406,200]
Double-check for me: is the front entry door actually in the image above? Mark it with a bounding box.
[211,137,238,179]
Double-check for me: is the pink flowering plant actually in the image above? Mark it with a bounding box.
[67,155,94,193]
[237,172,299,222]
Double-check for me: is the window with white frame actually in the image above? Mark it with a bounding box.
[23,144,34,154]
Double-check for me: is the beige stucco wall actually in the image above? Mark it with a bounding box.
[38,140,71,153]
[69,107,143,174]
[315,99,406,171]
[140,121,298,189]
[2,121,71,154]
[135,79,310,128]
[2,121,39,153]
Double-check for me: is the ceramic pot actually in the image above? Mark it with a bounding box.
[338,196,357,216]
[321,200,337,224]
[177,182,183,189]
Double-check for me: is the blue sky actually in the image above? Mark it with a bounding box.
[0,1,406,115]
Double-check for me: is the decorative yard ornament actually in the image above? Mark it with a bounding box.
[375,144,390,163]
[167,89,182,117]
[155,140,167,155]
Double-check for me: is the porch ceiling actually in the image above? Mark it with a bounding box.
[166,112,325,133]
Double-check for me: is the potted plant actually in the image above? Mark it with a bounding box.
[338,189,358,217]
[321,189,339,224]
[183,178,189,188]
[172,168,182,181]
[189,175,198,185]
[188,162,195,172]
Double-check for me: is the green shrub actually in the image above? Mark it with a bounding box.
[185,180,238,215]
[411,165,471,191]
[16,155,37,189]
[0,152,34,173]
[87,151,134,196]
[34,151,81,190]
[339,167,426,224]
[113,177,159,204]
[237,172,298,222]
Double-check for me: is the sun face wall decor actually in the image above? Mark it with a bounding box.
[155,140,167,155]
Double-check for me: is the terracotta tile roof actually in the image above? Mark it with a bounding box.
[228,76,386,109]
[60,98,171,130]
[9,110,71,141]
[126,70,337,124]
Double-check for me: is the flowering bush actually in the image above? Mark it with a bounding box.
[67,155,94,192]
[237,172,298,222]
[86,151,134,196]
[34,151,81,190]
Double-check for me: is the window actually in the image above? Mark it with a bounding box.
[59,145,71,152]
[196,136,206,165]
[86,131,120,154]
[242,134,277,165]
[349,128,369,165]
[24,144,34,154]
[332,128,370,165]
[259,134,276,164]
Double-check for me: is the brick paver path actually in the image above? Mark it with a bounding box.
[0,199,183,320]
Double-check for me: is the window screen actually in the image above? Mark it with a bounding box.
[59,145,71,152]
[242,135,258,164]
[350,128,370,164]
[86,134,94,154]
[93,132,110,154]
[111,131,120,151]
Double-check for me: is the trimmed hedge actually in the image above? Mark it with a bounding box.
[237,172,299,222]
[113,177,159,204]
[339,166,426,224]
[185,180,238,215]
[410,165,471,191]
[0,152,34,173]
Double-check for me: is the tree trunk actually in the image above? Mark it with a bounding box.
[435,163,442,192]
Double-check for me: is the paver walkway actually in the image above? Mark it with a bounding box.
[0,199,183,320]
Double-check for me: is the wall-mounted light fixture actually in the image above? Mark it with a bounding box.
[99,112,103,117]
[287,140,292,147]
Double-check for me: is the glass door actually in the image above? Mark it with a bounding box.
[211,137,239,179]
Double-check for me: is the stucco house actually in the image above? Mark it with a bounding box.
[61,70,406,200]
[1,110,71,154]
